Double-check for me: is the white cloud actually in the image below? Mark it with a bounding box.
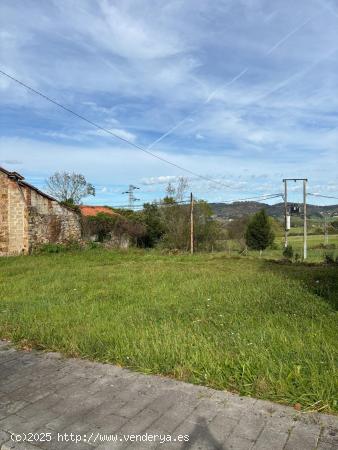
[195,133,204,140]
[141,175,180,186]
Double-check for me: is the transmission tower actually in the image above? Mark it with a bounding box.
[122,185,140,208]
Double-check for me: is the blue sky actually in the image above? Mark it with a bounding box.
[1,0,338,206]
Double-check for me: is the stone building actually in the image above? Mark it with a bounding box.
[0,167,82,256]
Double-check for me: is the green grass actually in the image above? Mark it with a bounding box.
[224,234,338,262]
[0,249,337,413]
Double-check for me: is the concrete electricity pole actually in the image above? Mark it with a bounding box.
[283,179,288,248]
[190,192,194,254]
[282,178,308,260]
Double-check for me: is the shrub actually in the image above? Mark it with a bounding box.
[331,220,338,230]
[34,242,81,254]
[283,245,294,260]
[324,253,336,264]
[59,201,80,213]
[87,241,100,249]
[83,212,146,245]
[38,244,65,254]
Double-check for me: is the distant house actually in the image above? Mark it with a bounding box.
[0,167,81,256]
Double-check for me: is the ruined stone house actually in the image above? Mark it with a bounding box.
[0,167,82,256]
[80,205,130,248]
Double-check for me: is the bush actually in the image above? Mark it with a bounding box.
[283,245,294,260]
[38,244,65,254]
[331,220,338,230]
[83,212,146,245]
[87,241,100,249]
[317,243,336,250]
[34,242,81,254]
[59,201,80,213]
[324,253,336,264]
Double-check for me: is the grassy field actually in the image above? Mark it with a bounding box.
[0,249,337,413]
[224,234,338,262]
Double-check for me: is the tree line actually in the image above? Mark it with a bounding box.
[46,171,277,253]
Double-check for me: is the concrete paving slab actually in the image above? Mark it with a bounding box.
[0,341,337,450]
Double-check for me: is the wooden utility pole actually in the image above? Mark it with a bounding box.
[190,192,194,254]
[303,179,307,260]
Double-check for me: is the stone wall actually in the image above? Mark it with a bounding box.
[8,178,29,254]
[0,171,9,255]
[0,173,28,255]
[28,194,82,252]
[0,170,82,256]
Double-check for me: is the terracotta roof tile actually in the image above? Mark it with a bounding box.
[80,206,118,217]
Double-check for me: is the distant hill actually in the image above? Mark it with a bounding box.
[210,201,338,220]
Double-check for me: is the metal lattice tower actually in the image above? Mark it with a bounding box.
[122,185,140,208]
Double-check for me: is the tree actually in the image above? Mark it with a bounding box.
[162,177,189,205]
[245,209,275,252]
[139,203,165,247]
[46,172,95,204]
[159,178,191,249]
[193,201,222,251]
[227,216,249,238]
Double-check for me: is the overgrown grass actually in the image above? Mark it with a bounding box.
[0,249,337,413]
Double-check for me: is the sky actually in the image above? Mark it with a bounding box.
[1,0,338,206]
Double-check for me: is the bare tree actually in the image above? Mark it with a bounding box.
[165,182,176,199]
[46,171,95,204]
[176,177,189,202]
[164,177,189,202]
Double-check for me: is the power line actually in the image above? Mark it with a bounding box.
[98,191,338,212]
[214,193,283,204]
[108,199,191,209]
[0,68,232,190]
[110,193,283,210]
[308,193,338,201]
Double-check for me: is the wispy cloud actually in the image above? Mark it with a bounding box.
[88,128,137,143]
[0,159,23,166]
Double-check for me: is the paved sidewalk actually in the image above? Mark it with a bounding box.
[0,341,337,450]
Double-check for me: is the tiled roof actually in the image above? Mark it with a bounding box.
[79,206,118,217]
